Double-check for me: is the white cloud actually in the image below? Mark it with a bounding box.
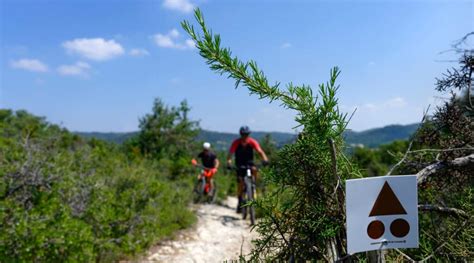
[362,103,377,111]
[384,97,407,108]
[152,29,195,50]
[281,42,292,49]
[344,97,421,131]
[57,61,91,76]
[129,48,150,57]
[62,38,124,61]
[10,58,49,72]
[169,28,180,38]
[163,0,194,13]
[154,34,175,48]
[184,39,195,49]
[352,97,408,112]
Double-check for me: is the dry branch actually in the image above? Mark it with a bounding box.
[416,153,474,184]
[418,218,472,263]
[418,204,469,218]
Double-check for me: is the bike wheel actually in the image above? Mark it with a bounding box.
[241,200,247,220]
[241,178,248,220]
[209,181,217,204]
[246,177,255,225]
[193,178,205,203]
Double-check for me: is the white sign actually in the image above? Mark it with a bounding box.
[346,175,418,254]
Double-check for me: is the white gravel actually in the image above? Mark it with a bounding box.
[144,197,258,263]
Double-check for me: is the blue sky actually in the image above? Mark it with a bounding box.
[1,0,472,133]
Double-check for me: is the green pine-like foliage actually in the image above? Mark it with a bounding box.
[182,9,359,260]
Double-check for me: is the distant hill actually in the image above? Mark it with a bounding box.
[75,123,419,150]
[75,131,138,144]
[344,123,420,148]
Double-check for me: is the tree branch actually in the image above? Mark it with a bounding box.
[419,218,471,263]
[408,147,474,154]
[268,213,291,250]
[418,204,469,218]
[328,139,340,197]
[386,105,430,176]
[416,153,474,184]
[394,248,415,263]
[386,139,414,175]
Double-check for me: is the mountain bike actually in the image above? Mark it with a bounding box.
[192,162,217,204]
[232,164,260,225]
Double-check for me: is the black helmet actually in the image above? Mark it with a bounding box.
[239,126,251,135]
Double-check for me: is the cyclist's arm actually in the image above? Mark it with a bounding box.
[214,158,220,169]
[227,139,239,166]
[256,148,269,162]
[248,138,269,162]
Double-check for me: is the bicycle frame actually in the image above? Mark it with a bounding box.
[200,168,214,194]
[235,165,258,225]
[192,163,217,203]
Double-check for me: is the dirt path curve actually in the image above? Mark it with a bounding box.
[145,197,258,262]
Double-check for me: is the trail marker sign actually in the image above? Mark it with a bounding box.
[346,175,418,254]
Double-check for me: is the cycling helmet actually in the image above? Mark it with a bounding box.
[203,142,211,150]
[239,126,251,135]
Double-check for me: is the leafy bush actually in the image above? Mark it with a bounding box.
[0,109,196,261]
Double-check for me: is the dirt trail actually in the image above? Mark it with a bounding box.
[145,197,258,263]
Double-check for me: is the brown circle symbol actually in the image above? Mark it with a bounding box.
[390,218,410,237]
[367,220,384,239]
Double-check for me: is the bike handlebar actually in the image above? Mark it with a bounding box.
[226,162,269,171]
[193,164,218,172]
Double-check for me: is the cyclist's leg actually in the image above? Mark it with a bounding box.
[251,166,258,179]
[205,175,213,196]
[194,173,203,192]
[210,168,217,192]
[237,177,244,196]
[209,177,214,196]
[236,175,244,213]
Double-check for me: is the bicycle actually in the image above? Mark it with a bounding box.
[192,160,217,204]
[230,164,263,226]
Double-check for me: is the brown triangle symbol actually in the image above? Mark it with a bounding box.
[369,181,407,216]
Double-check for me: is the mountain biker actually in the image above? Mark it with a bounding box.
[226,126,269,213]
[192,142,219,196]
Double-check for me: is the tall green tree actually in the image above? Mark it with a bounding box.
[127,98,200,179]
[135,98,199,160]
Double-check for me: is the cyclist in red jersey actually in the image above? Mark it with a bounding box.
[226,126,268,213]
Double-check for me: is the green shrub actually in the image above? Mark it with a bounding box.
[0,109,196,262]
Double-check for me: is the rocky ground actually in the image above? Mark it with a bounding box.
[144,197,258,263]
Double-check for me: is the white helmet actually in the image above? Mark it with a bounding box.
[203,142,211,150]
